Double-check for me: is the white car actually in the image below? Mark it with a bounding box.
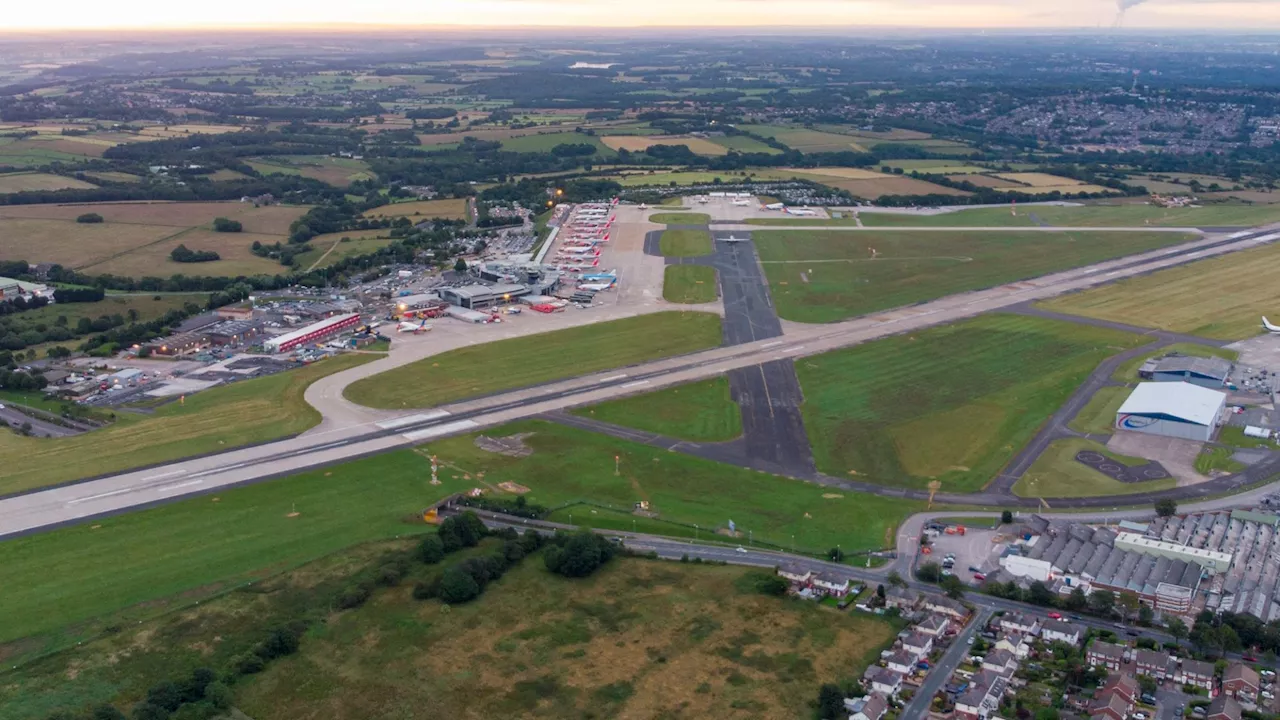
[735,547,748,554]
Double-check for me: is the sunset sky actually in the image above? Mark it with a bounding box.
[5,0,1280,31]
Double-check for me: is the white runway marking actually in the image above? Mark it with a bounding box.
[66,487,135,505]
[620,380,650,389]
[157,480,204,493]
[402,420,480,442]
[376,410,451,430]
[600,374,628,382]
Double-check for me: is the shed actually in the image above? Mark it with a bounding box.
[1116,382,1228,442]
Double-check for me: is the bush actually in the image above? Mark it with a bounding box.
[545,530,617,578]
[233,652,266,675]
[76,212,104,223]
[417,534,445,564]
[412,577,440,600]
[753,574,789,596]
[213,217,243,232]
[376,561,407,587]
[170,244,221,263]
[336,582,374,609]
[439,566,481,604]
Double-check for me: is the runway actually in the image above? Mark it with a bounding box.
[3,224,1280,539]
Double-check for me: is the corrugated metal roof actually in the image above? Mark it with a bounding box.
[1152,355,1232,381]
[1117,382,1227,427]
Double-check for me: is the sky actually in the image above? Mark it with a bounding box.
[4,0,1280,31]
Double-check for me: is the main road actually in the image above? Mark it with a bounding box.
[2,224,1279,539]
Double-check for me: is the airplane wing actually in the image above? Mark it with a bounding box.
[1264,317,1280,333]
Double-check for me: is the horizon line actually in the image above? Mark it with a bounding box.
[3,23,1280,34]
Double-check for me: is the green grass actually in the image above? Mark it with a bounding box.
[663,265,718,304]
[1195,445,1246,475]
[649,212,710,225]
[0,353,374,495]
[499,132,614,156]
[1111,344,1239,382]
[1216,425,1277,450]
[571,377,741,442]
[709,135,783,154]
[1069,386,1129,435]
[344,312,723,410]
[1040,242,1280,341]
[659,229,713,257]
[797,314,1145,492]
[0,293,205,338]
[1013,438,1175,498]
[856,202,1280,228]
[752,229,1197,323]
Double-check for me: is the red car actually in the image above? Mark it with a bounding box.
[1048,612,1063,620]
[973,573,986,581]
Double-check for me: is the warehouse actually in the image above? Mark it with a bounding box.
[438,283,528,310]
[1138,355,1232,388]
[263,313,360,353]
[1115,382,1227,442]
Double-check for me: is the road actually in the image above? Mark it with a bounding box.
[902,608,991,719]
[3,225,1280,539]
[0,405,78,438]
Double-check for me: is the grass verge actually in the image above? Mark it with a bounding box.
[344,311,723,410]
[571,377,741,442]
[1013,438,1174,498]
[1195,446,1246,475]
[658,229,713,257]
[649,212,710,225]
[1068,386,1129,435]
[663,264,718,303]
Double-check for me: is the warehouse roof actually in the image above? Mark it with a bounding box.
[444,283,527,300]
[1152,355,1232,380]
[1117,382,1227,427]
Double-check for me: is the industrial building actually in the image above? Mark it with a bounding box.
[1138,355,1233,388]
[438,283,528,310]
[0,276,52,300]
[263,313,361,353]
[1115,381,1227,442]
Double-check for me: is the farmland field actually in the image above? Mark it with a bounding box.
[0,201,307,276]
[81,170,143,183]
[0,353,374,497]
[797,314,1144,492]
[996,172,1086,187]
[1013,438,1174,498]
[882,160,988,173]
[659,229,713,256]
[245,155,375,187]
[344,312,723,409]
[363,197,468,220]
[499,131,613,155]
[662,264,718,303]
[707,134,783,154]
[0,171,96,193]
[600,135,730,156]
[1039,242,1280,340]
[298,231,395,270]
[752,228,1195,323]
[744,125,866,153]
[855,202,1280,228]
[821,176,970,199]
[573,377,740,441]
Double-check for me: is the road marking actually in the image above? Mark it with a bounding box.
[620,380,650,389]
[784,345,806,353]
[140,469,185,481]
[761,341,784,348]
[66,487,135,505]
[599,374,628,382]
[376,410,451,430]
[402,420,480,442]
[157,480,203,493]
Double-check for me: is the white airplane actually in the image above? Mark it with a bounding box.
[638,203,648,210]
[398,320,431,334]
[718,235,749,243]
[558,247,600,256]
[581,270,617,281]
[1263,317,1280,333]
[732,199,751,206]
[578,281,615,292]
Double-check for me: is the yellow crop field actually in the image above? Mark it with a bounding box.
[995,172,1086,187]
[786,166,883,179]
[600,135,730,156]
[0,172,97,193]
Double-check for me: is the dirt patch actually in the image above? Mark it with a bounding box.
[497,481,531,494]
[474,432,535,457]
[821,493,843,499]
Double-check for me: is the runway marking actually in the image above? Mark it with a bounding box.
[620,380,650,389]
[140,469,185,481]
[402,420,480,442]
[784,346,806,353]
[66,487,136,505]
[376,410,451,430]
[157,480,204,493]
[761,341,784,348]
[600,374,628,382]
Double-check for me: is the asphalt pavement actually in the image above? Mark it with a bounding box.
[0,405,80,438]
[903,608,991,719]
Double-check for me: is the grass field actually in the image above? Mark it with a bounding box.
[0,353,373,496]
[0,201,307,276]
[659,229,713,257]
[499,132,614,155]
[797,314,1144,492]
[882,160,988,174]
[344,312,723,409]
[1040,242,1280,340]
[0,171,96,193]
[1013,438,1175,498]
[649,211,710,224]
[601,135,729,156]
[1112,344,1239,382]
[708,134,783,154]
[0,293,204,339]
[995,172,1087,188]
[1069,386,1129,435]
[857,202,1280,228]
[81,171,143,184]
[296,231,394,271]
[572,377,741,442]
[1196,445,1246,475]
[244,155,375,187]
[363,197,468,220]
[752,228,1196,323]
[663,265,718,303]
[745,125,866,153]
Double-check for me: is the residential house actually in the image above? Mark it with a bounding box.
[846,694,888,720]
[1085,640,1125,671]
[1090,674,1139,720]
[886,650,917,675]
[999,611,1041,636]
[917,614,951,637]
[923,595,969,620]
[870,669,904,698]
[995,632,1031,659]
[1178,659,1215,693]
[1098,673,1139,705]
[955,672,1009,720]
[811,572,852,598]
[1040,619,1084,646]
[1135,648,1176,681]
[982,648,1018,675]
[884,587,919,612]
[1206,695,1243,720]
[777,565,812,588]
[1223,663,1260,704]
[901,631,934,659]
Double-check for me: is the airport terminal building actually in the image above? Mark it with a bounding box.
[1115,381,1227,442]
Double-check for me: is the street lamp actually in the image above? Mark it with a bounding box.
[694,524,699,543]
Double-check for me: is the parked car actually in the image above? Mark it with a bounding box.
[1047,611,1062,620]
[973,573,986,581]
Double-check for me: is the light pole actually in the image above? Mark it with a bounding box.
[694,524,699,543]
[749,530,753,547]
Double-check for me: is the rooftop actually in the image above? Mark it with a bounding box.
[1117,381,1228,427]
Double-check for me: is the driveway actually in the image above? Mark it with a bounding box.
[1107,431,1210,486]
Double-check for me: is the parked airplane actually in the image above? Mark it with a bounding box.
[717,235,749,243]
[580,270,617,281]
[732,199,751,206]
[638,203,648,210]
[578,281,615,292]
[1263,317,1280,333]
[398,320,432,334]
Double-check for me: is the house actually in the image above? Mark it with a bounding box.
[923,595,969,620]
[1223,663,1260,703]
[1178,659,1215,693]
[901,632,933,659]
[1135,648,1175,680]
[811,572,852,598]
[1040,619,1084,646]
[844,691,885,717]
[1207,695,1243,720]
[776,564,812,585]
[1085,640,1125,671]
[884,587,919,612]
[999,611,1041,636]
[1098,673,1139,705]
[1091,688,1132,720]
[995,632,1031,659]
[886,649,917,675]
[917,614,951,637]
[870,668,904,697]
[955,672,1008,720]
[982,648,1018,675]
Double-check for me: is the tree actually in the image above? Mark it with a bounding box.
[917,562,942,583]
[439,567,481,604]
[1028,581,1056,607]
[1088,589,1116,616]
[1167,617,1189,642]
[887,570,906,588]
[91,706,127,720]
[816,683,845,720]
[1118,591,1141,621]
[940,574,965,599]
[417,534,445,564]
[876,584,886,599]
[1139,605,1154,626]
[545,530,616,578]
[1155,499,1178,517]
[454,258,468,273]
[1001,510,1014,524]
[76,212,104,223]
[754,574,789,596]
[213,217,243,232]
[1034,709,1060,720]
[828,547,844,562]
